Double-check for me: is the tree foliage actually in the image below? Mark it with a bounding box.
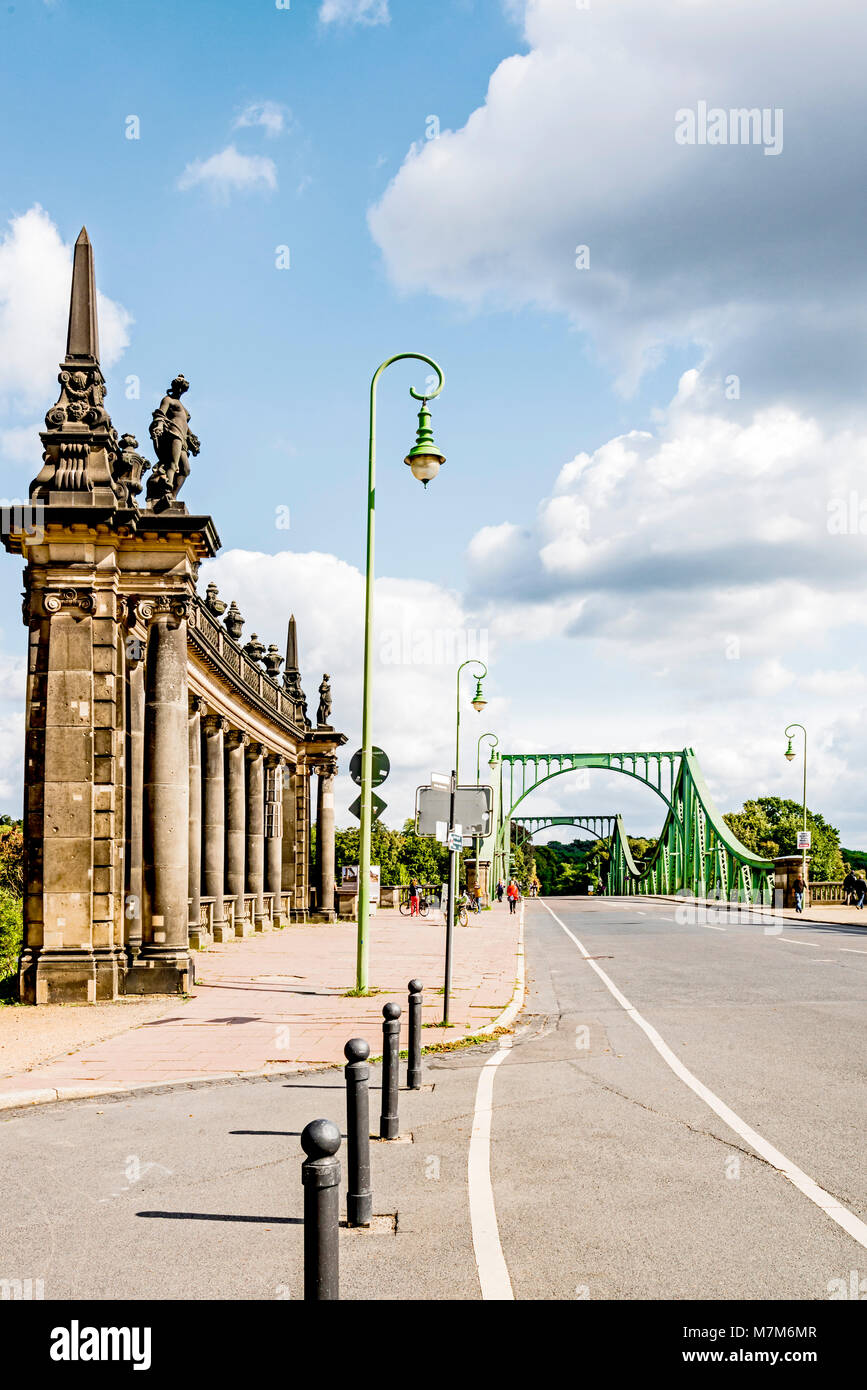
[723,797,844,880]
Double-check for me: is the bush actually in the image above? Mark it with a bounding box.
[0,886,23,1001]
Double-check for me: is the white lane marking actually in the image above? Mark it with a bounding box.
[841,949,867,955]
[468,1037,514,1301]
[777,937,823,947]
[539,900,867,1253]
[703,924,726,932]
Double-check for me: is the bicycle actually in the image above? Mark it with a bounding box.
[399,891,430,919]
[455,894,469,927]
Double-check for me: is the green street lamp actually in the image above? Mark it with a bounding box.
[784,722,808,877]
[455,659,488,782]
[442,658,488,1025]
[476,732,498,786]
[356,354,445,993]
[474,732,498,901]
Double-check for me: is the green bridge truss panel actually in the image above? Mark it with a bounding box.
[488,749,774,902]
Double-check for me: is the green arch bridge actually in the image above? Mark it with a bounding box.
[485,749,774,902]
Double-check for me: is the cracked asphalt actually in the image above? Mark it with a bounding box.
[0,895,864,1300]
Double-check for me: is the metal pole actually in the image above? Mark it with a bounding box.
[357,354,444,993]
[380,1002,401,1139]
[407,980,423,1089]
[344,1038,372,1227]
[300,1119,341,1300]
[444,770,457,1026]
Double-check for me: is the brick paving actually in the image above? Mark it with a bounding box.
[0,905,521,1100]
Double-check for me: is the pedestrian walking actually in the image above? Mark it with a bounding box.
[793,874,806,913]
[472,883,483,913]
[495,879,505,903]
[843,868,859,906]
[409,878,420,918]
[856,877,867,910]
[507,878,520,915]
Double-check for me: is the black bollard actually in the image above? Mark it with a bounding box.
[380,1002,401,1139]
[407,980,423,1090]
[300,1118,341,1300]
[344,1038,372,1227]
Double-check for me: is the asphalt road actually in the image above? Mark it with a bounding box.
[0,896,864,1301]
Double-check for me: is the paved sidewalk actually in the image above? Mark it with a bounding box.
[0,906,521,1106]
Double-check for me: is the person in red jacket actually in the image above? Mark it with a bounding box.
[506,878,520,914]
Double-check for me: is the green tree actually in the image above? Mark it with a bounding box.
[724,798,844,880]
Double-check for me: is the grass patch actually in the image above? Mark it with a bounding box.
[341,987,385,998]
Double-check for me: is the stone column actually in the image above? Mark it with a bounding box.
[187,697,205,949]
[315,756,338,921]
[202,712,229,943]
[132,599,191,995]
[225,730,249,936]
[246,742,267,931]
[125,648,145,966]
[282,760,302,922]
[296,761,311,917]
[266,755,286,925]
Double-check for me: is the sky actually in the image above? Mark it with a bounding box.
[1,0,866,847]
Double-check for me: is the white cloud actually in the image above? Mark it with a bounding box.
[233,102,290,138]
[369,0,867,414]
[0,206,132,416]
[320,0,389,25]
[177,145,277,198]
[201,549,493,825]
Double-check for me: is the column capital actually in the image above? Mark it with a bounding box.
[135,594,191,627]
[225,729,249,750]
[42,586,98,619]
[203,712,229,736]
[245,740,265,762]
[314,755,339,779]
[265,753,286,770]
[189,694,207,719]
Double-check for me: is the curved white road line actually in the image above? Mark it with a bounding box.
[540,900,867,1252]
[468,1037,515,1300]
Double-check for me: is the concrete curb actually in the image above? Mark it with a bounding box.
[0,1063,314,1114]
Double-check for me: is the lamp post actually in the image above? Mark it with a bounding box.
[356,355,445,993]
[784,723,808,881]
[442,660,487,1025]
[474,732,498,901]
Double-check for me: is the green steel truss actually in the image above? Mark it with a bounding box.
[512,814,616,845]
[488,749,774,901]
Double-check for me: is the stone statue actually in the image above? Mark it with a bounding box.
[317,673,332,727]
[113,433,149,507]
[147,374,200,509]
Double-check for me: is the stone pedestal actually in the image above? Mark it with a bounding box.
[774,854,810,910]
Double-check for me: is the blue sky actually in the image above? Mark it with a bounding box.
[2,0,866,846]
